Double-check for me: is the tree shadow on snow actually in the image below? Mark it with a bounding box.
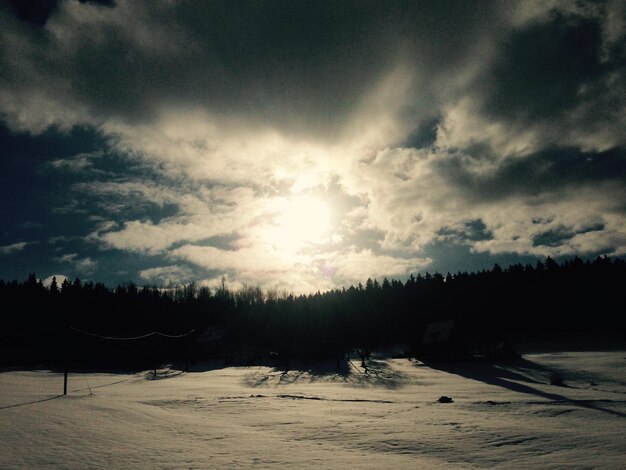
[143,369,186,380]
[243,357,412,389]
[0,394,64,410]
[422,356,626,418]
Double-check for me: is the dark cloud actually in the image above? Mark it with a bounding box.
[532,223,605,248]
[402,117,439,149]
[462,5,626,158]
[52,1,401,132]
[6,0,115,27]
[7,0,58,26]
[0,1,504,138]
[183,233,240,252]
[484,12,605,122]
[437,219,494,243]
[438,146,626,203]
[78,0,115,7]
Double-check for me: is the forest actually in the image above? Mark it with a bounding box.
[1,256,624,370]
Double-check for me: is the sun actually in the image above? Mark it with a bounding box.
[265,195,332,252]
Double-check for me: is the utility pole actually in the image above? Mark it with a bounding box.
[63,360,68,395]
[63,325,69,395]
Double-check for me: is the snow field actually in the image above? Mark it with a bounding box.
[1,352,625,469]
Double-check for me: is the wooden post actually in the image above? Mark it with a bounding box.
[63,326,69,395]
[63,361,68,395]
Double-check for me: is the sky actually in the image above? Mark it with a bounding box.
[0,0,625,293]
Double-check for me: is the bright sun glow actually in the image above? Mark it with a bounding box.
[265,195,332,252]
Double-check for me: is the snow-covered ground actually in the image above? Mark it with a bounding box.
[1,352,625,469]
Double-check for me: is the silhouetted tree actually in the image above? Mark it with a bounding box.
[0,256,624,369]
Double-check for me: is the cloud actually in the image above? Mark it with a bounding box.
[43,274,67,287]
[0,1,624,290]
[82,180,270,253]
[327,248,430,286]
[6,0,58,27]
[469,187,626,258]
[0,241,28,254]
[486,13,604,122]
[6,0,116,27]
[169,243,321,293]
[75,256,97,272]
[344,142,626,260]
[169,243,429,294]
[437,220,494,244]
[55,252,98,274]
[437,6,626,156]
[138,265,193,286]
[56,253,78,263]
[49,150,102,172]
[2,2,622,160]
[531,223,605,248]
[98,220,214,253]
[0,1,505,139]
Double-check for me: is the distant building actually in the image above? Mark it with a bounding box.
[422,319,455,345]
[414,319,457,360]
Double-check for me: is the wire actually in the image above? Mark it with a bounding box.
[0,326,196,341]
[69,326,196,340]
[155,329,196,338]
[69,327,156,340]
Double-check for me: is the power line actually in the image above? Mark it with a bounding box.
[154,329,196,338]
[68,327,156,341]
[69,326,196,341]
[1,326,196,340]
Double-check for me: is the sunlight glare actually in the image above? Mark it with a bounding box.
[266,195,332,252]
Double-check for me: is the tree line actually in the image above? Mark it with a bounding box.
[1,256,624,369]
